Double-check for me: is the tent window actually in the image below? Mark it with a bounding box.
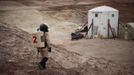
[95,13,98,17]
[112,14,114,17]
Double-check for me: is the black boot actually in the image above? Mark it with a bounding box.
[38,57,48,69]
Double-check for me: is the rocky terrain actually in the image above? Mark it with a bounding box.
[0,22,134,75]
[0,0,134,22]
[0,22,37,74]
[0,0,134,75]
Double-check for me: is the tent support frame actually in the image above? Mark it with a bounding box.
[108,19,116,39]
[85,19,94,38]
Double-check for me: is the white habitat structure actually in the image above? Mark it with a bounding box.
[88,6,119,38]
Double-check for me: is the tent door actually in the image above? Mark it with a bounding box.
[93,12,103,38]
[99,12,107,37]
[93,26,98,38]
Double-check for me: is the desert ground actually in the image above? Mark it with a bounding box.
[1,9,133,66]
[0,0,134,75]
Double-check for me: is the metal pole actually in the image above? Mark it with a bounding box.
[117,18,119,38]
[92,19,94,39]
[108,19,110,38]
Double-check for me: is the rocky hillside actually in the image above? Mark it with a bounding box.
[0,22,133,75]
[0,0,134,22]
[0,22,37,74]
[0,9,43,33]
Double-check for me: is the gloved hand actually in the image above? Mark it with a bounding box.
[48,47,51,52]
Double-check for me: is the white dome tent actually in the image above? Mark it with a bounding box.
[88,6,119,38]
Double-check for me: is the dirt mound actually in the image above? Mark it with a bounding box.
[0,23,37,74]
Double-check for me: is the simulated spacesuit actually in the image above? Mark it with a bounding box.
[37,24,51,69]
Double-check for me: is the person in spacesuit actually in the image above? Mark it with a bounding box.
[37,24,51,69]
